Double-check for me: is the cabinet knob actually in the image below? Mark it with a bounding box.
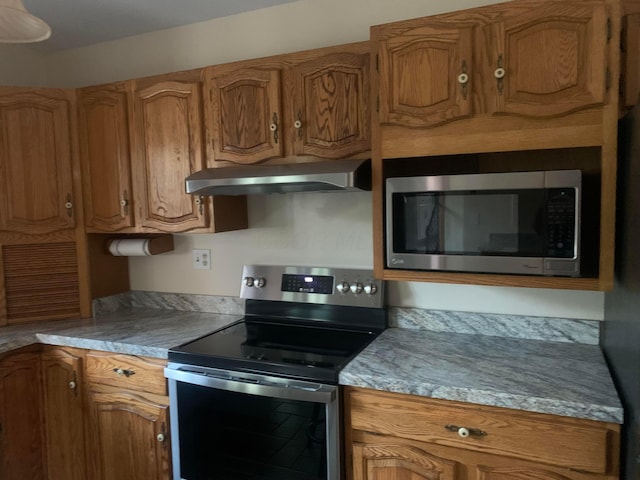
[68,381,76,390]
[65,201,73,209]
[494,67,506,79]
[120,199,128,207]
[157,433,165,443]
[444,424,486,438]
[194,197,202,205]
[457,72,469,85]
[294,120,302,129]
[113,368,135,377]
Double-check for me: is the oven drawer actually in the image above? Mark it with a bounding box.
[348,387,614,473]
[86,351,167,395]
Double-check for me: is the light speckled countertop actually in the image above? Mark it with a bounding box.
[0,309,242,359]
[340,328,623,424]
[0,307,622,424]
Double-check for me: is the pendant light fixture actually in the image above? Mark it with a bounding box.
[0,0,50,43]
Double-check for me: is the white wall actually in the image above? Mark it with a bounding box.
[0,44,48,87]
[30,0,605,319]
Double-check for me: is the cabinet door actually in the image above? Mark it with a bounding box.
[376,22,473,128]
[86,388,170,480]
[353,442,464,480]
[0,351,45,480]
[41,347,86,480]
[493,3,608,117]
[289,51,370,159]
[132,79,208,232]
[0,90,75,234]
[208,68,282,164]
[78,83,134,232]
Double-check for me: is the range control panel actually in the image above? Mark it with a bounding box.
[240,265,384,308]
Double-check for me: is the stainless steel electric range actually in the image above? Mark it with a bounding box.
[165,265,386,480]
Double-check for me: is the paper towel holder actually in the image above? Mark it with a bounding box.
[106,234,174,257]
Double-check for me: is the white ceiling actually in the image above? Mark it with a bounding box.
[22,0,300,53]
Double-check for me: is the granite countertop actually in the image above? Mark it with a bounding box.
[340,328,623,424]
[0,307,623,425]
[0,309,242,359]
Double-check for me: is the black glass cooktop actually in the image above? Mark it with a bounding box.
[169,318,379,384]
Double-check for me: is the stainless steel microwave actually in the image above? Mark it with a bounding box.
[385,170,581,276]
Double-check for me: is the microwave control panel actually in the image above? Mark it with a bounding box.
[546,188,577,258]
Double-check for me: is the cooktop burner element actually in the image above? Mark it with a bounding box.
[169,265,387,383]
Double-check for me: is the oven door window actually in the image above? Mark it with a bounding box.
[392,189,552,257]
[176,381,329,480]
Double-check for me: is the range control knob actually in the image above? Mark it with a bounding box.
[243,276,255,287]
[254,277,266,288]
[336,281,350,293]
[364,283,378,295]
[350,282,364,294]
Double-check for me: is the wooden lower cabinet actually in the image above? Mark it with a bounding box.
[41,346,86,480]
[347,387,620,480]
[0,349,45,480]
[84,351,171,480]
[86,387,170,480]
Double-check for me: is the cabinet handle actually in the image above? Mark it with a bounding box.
[444,424,487,438]
[270,112,279,144]
[458,60,469,99]
[495,54,505,94]
[113,368,135,377]
[194,196,204,214]
[65,193,73,217]
[294,111,303,138]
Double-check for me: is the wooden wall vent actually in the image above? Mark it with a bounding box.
[2,242,80,324]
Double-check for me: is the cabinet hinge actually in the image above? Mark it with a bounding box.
[376,54,379,72]
[607,18,612,42]
[376,96,380,113]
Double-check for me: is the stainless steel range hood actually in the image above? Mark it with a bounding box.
[185,159,371,196]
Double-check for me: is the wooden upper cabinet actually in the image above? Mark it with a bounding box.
[376,23,473,128]
[78,83,134,232]
[132,73,209,232]
[493,3,609,117]
[288,50,370,158]
[374,0,610,128]
[0,89,76,234]
[208,68,282,165]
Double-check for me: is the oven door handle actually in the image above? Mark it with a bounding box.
[165,367,336,403]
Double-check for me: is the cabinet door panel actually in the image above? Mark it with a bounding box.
[0,91,75,234]
[78,84,134,231]
[290,52,370,158]
[353,443,462,480]
[477,466,583,480]
[87,389,170,480]
[41,347,86,480]
[0,351,45,480]
[133,80,207,231]
[377,24,473,128]
[208,68,282,164]
[494,3,608,116]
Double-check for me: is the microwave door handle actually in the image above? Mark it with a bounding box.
[164,367,336,404]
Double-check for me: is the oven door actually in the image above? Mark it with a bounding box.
[165,363,340,480]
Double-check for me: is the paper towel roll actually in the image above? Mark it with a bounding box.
[108,239,152,256]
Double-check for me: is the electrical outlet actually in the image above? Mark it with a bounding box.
[192,249,211,270]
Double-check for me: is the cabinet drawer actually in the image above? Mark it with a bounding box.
[348,387,614,473]
[85,351,167,395]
